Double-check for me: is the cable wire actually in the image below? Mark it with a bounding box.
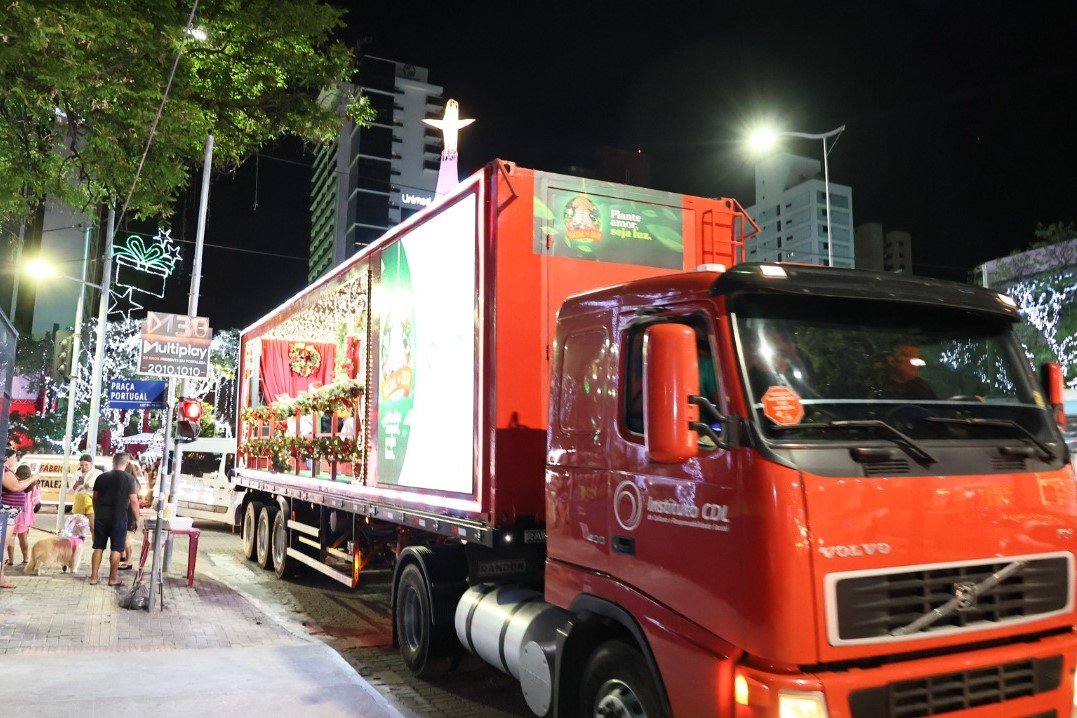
[115,0,202,231]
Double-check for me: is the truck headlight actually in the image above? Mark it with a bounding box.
[778,690,828,718]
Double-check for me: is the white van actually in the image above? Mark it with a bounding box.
[173,437,241,526]
[21,454,110,507]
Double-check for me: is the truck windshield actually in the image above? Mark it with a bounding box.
[732,294,1056,446]
[179,452,222,478]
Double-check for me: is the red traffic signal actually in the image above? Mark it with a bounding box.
[179,399,204,422]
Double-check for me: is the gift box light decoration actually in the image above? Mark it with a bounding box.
[108,227,183,320]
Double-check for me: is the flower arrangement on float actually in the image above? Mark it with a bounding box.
[239,378,364,469]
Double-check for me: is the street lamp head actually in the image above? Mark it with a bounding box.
[24,257,57,279]
[747,127,779,154]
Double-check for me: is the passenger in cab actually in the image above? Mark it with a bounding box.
[744,324,817,399]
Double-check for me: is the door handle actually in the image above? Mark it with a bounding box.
[612,535,635,555]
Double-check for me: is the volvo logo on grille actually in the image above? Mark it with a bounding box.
[953,582,978,610]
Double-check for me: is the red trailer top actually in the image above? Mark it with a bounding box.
[235,160,757,538]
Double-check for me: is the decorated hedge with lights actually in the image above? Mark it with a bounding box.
[979,238,1077,387]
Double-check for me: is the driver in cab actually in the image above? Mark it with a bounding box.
[878,343,936,401]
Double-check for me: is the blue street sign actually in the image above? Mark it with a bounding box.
[108,379,168,410]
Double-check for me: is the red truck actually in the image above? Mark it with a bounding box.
[232,160,1076,717]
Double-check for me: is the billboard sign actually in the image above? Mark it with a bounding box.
[108,379,168,410]
[533,173,685,269]
[138,312,213,378]
[375,190,477,494]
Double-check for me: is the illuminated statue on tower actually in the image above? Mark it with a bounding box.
[422,99,474,196]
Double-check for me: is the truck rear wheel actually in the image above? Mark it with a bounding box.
[271,508,297,579]
[242,501,263,561]
[395,563,455,677]
[255,504,278,569]
[579,640,667,718]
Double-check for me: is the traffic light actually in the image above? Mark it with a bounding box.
[176,398,203,443]
[52,331,73,378]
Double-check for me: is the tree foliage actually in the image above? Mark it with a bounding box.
[0,0,372,223]
[1032,221,1077,248]
[13,334,52,392]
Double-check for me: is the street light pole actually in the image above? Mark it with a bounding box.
[55,226,93,533]
[822,134,834,267]
[775,126,844,267]
[84,207,116,458]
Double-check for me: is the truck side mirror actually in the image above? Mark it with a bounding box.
[644,324,700,463]
[1042,361,1066,428]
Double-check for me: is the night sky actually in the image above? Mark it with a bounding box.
[141,1,1077,331]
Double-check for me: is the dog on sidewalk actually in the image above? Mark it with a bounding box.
[25,533,87,576]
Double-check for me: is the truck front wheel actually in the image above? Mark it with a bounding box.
[579,640,667,718]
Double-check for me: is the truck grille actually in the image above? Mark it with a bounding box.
[833,555,1070,642]
[848,655,1063,718]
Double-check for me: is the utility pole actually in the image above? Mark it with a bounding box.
[84,207,116,458]
[146,377,177,611]
[55,226,93,533]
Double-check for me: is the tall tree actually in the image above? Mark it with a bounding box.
[0,0,371,223]
[1032,221,1076,248]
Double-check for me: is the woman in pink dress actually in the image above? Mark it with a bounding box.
[5,463,39,565]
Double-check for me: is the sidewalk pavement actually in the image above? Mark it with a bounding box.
[0,513,403,717]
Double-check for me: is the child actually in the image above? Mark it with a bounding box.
[6,464,40,565]
[70,472,96,536]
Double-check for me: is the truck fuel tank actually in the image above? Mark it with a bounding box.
[455,585,571,715]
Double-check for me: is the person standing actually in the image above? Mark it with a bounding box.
[72,453,101,494]
[118,457,145,570]
[88,452,140,586]
[2,449,38,587]
[6,464,40,565]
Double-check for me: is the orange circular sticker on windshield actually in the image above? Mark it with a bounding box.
[761,386,805,425]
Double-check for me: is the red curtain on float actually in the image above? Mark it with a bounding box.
[345,336,362,379]
[260,339,337,404]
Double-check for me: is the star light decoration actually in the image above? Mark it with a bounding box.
[108,227,183,320]
[107,285,144,321]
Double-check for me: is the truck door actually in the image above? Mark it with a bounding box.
[607,307,740,634]
[546,312,615,574]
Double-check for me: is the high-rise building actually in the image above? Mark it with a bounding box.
[308,57,443,282]
[744,153,854,267]
[854,222,914,274]
[0,201,99,339]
